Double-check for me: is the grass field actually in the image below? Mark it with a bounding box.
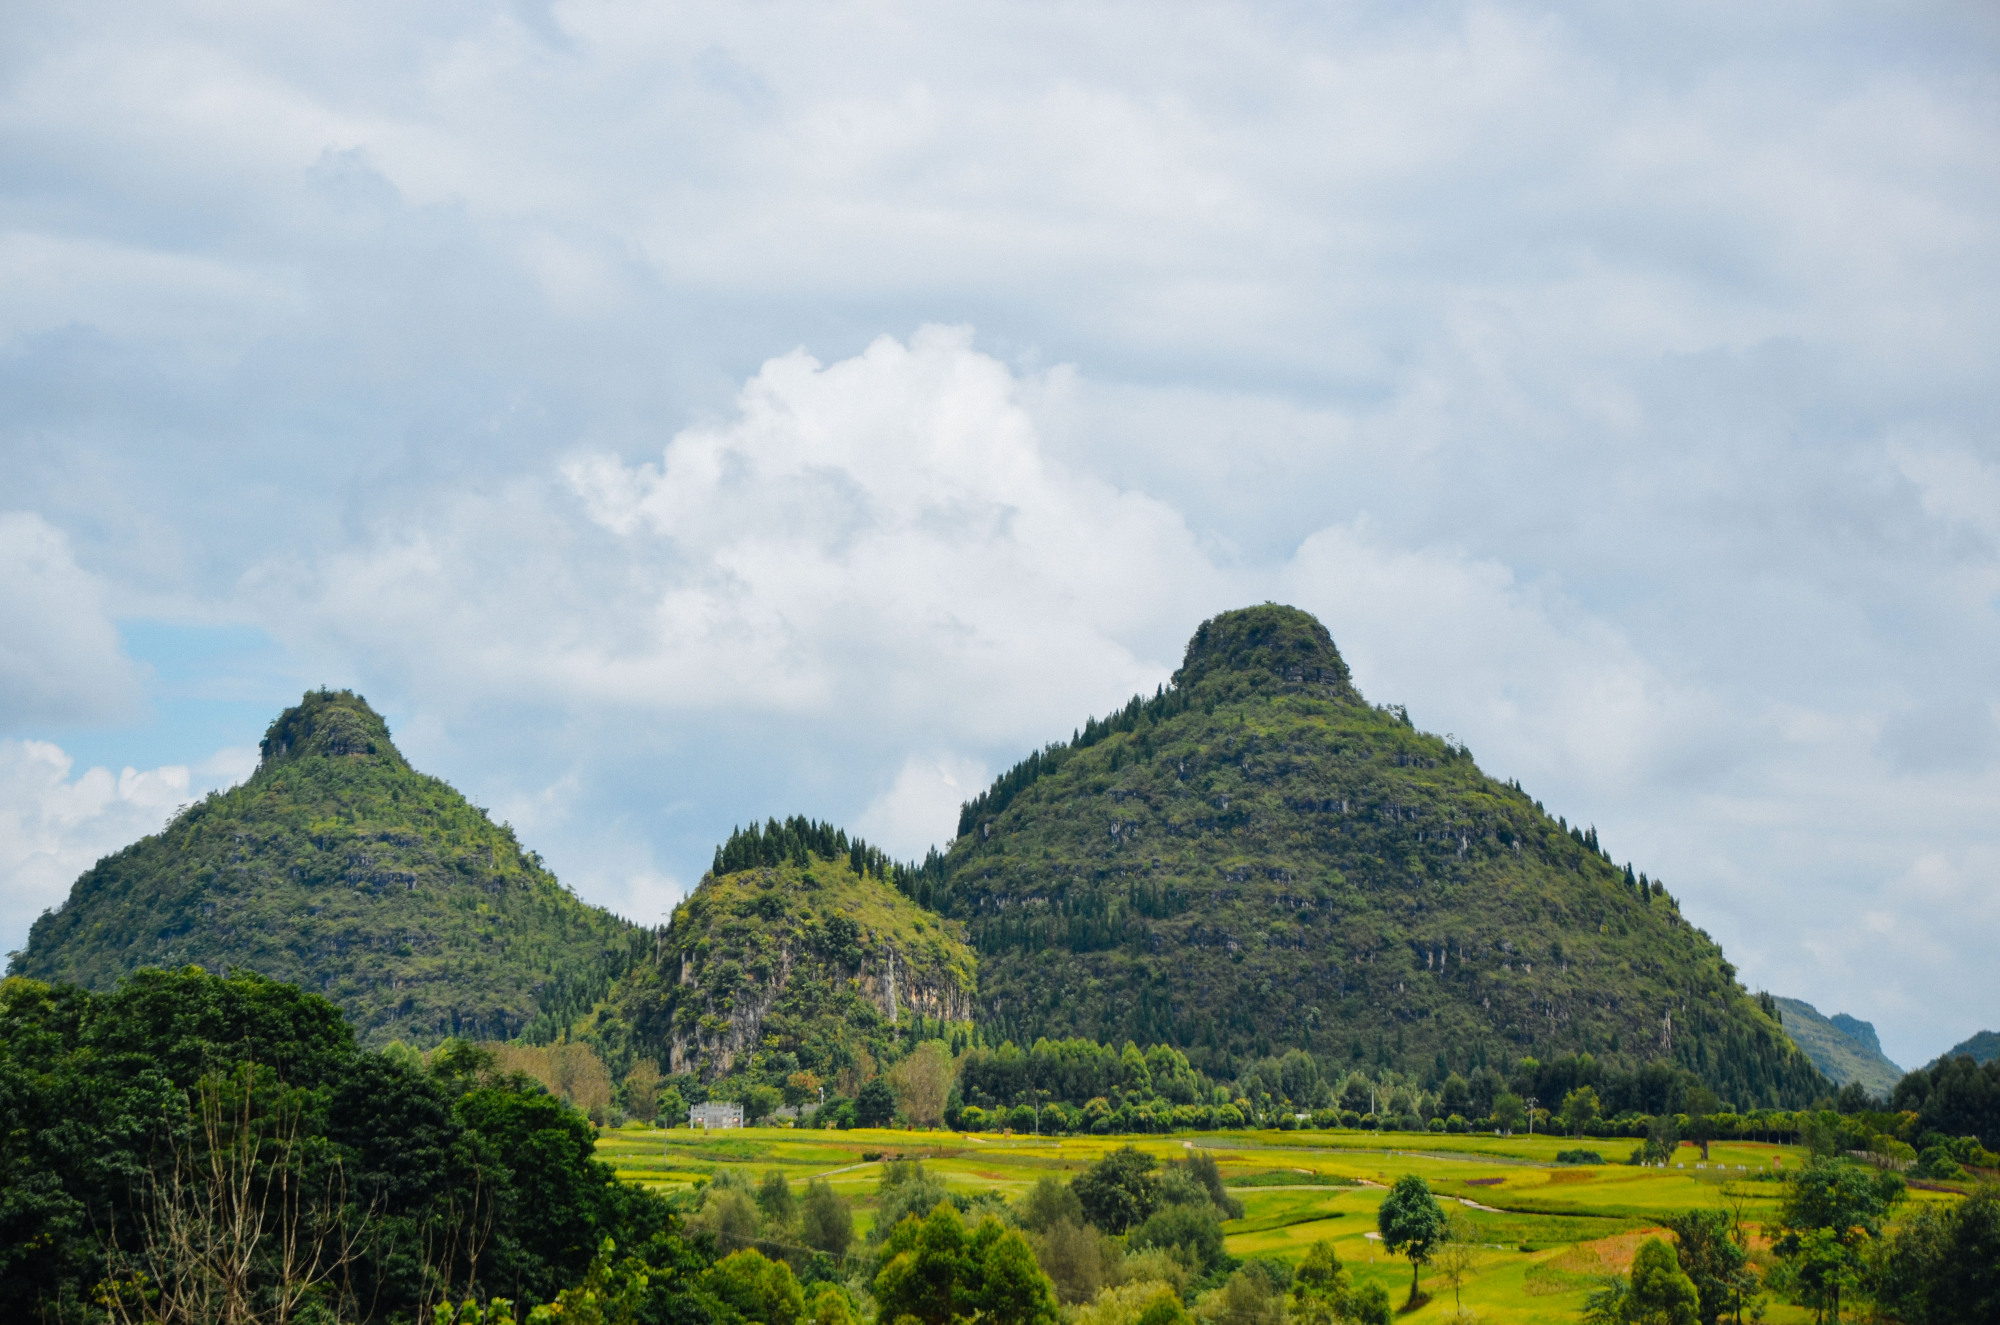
[594,1125,1958,1323]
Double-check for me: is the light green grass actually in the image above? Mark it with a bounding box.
[599,1126,1903,1322]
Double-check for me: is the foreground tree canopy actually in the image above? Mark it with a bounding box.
[0,967,711,1323]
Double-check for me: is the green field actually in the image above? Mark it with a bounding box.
[595,1125,1961,1322]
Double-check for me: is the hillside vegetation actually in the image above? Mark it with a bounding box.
[930,605,1825,1109]
[9,690,639,1046]
[608,818,977,1085]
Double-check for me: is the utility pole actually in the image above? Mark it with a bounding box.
[1526,1096,1539,1137]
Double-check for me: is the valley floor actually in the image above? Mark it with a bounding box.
[595,1125,1960,1323]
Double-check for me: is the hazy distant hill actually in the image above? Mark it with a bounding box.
[1772,996,1904,1098]
[930,604,1826,1108]
[1934,1030,2000,1067]
[10,690,639,1045]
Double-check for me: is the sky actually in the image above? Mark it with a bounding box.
[2,0,1996,1069]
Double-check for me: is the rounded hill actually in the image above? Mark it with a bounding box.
[609,817,976,1083]
[10,689,639,1046]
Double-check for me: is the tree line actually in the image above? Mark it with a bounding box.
[0,967,729,1322]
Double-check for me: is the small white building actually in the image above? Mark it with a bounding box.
[689,1101,744,1129]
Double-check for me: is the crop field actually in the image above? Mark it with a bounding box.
[594,1125,1960,1322]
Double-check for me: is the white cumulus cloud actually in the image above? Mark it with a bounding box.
[0,513,144,728]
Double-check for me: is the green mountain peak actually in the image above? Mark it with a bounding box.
[258,687,407,769]
[938,604,1825,1110]
[1172,603,1358,701]
[12,689,637,1046]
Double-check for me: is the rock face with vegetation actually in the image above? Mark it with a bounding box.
[1773,996,1905,1099]
[9,690,639,1046]
[933,604,1826,1108]
[608,817,976,1080]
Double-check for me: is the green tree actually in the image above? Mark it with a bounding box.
[698,1187,761,1249]
[869,1159,953,1247]
[1029,1216,1106,1305]
[1170,1150,1245,1219]
[1663,1208,1754,1325]
[701,1247,806,1325]
[799,1179,852,1257]
[1072,1145,1161,1234]
[1197,1267,1286,1325]
[525,1237,652,1325]
[1581,1275,1630,1325]
[805,1282,862,1325]
[855,1078,898,1127]
[1287,1240,1352,1325]
[1774,1158,1903,1324]
[1872,1185,2000,1323]
[1376,1173,1447,1305]
[1492,1092,1527,1135]
[1625,1237,1700,1325]
[873,1204,1059,1325]
[1562,1086,1602,1137]
[1348,1280,1392,1325]
[1638,1114,1679,1165]
[1128,1201,1226,1275]
[1137,1298,1196,1325]
[967,1217,1065,1325]
[756,1169,797,1233]
[1019,1174,1084,1233]
[888,1041,956,1129]
[622,1059,662,1123]
[1787,1228,1861,1325]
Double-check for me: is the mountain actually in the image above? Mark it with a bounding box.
[930,604,1825,1108]
[9,689,639,1046]
[1831,1012,1888,1058]
[607,818,975,1081]
[1934,1030,2000,1067]
[1772,997,1904,1098]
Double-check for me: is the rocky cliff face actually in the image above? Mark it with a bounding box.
[612,854,975,1079]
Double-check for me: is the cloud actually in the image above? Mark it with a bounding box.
[1281,523,1726,797]
[0,513,143,728]
[261,327,1226,743]
[856,753,990,861]
[0,739,256,958]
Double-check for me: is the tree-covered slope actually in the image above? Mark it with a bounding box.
[608,817,976,1082]
[9,690,639,1046]
[934,605,1825,1109]
[1773,996,1904,1098]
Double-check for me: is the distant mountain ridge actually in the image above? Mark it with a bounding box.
[925,604,1826,1108]
[1772,996,1904,1098]
[10,690,639,1046]
[1934,1030,2000,1067]
[1830,1012,1887,1058]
